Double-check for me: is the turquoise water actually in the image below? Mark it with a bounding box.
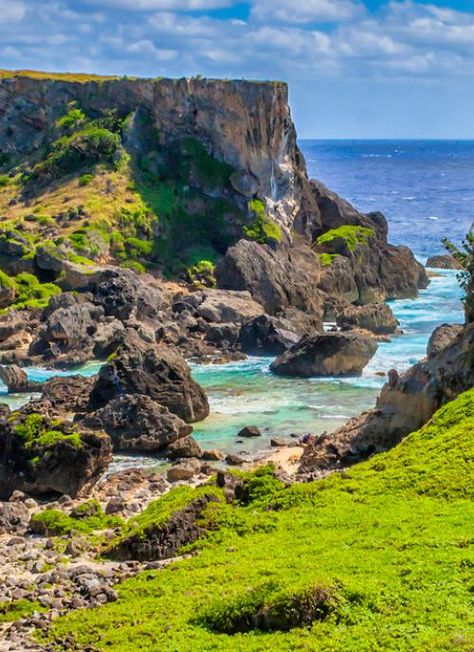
[191,269,463,453]
[0,270,463,461]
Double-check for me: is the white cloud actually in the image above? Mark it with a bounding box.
[251,0,364,24]
[85,0,234,10]
[0,0,25,22]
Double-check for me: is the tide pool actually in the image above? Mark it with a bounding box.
[0,270,463,463]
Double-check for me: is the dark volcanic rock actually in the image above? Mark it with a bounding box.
[88,332,209,423]
[107,492,219,561]
[426,255,463,270]
[166,436,203,460]
[239,314,300,356]
[299,321,474,474]
[0,365,41,393]
[237,426,262,438]
[0,409,112,499]
[216,240,324,319]
[336,303,398,335]
[41,375,95,414]
[271,332,377,377]
[93,268,163,321]
[81,394,192,453]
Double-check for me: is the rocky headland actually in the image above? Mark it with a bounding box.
[0,70,470,651]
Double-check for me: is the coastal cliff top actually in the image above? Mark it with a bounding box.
[0,68,286,87]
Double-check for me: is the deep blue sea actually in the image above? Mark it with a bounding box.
[302,140,474,258]
[2,140,471,467]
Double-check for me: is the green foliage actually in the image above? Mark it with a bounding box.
[443,229,474,322]
[13,272,61,310]
[318,252,340,267]
[0,600,46,623]
[13,413,83,450]
[79,173,94,187]
[124,237,153,259]
[0,174,9,187]
[316,225,375,253]
[181,137,233,189]
[56,106,86,130]
[120,260,146,274]
[187,260,216,288]
[30,504,122,536]
[49,390,474,651]
[0,269,16,290]
[68,227,110,260]
[32,125,120,180]
[244,199,283,244]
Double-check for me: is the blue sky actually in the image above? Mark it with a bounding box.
[1,0,474,138]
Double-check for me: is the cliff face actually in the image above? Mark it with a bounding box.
[0,74,317,234]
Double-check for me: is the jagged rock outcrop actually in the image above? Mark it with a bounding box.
[239,314,300,355]
[0,364,41,393]
[41,375,95,414]
[88,331,209,423]
[427,323,463,358]
[299,322,474,474]
[0,408,112,499]
[80,394,192,453]
[271,332,377,377]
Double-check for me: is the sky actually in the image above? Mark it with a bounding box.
[1,0,474,138]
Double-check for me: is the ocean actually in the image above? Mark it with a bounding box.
[3,140,471,468]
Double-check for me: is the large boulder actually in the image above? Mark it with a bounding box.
[427,323,463,358]
[216,240,324,319]
[93,268,163,321]
[336,303,398,335]
[0,365,41,393]
[0,409,112,499]
[41,375,96,414]
[80,394,192,453]
[299,321,474,474]
[426,255,463,270]
[239,314,300,356]
[178,289,265,324]
[270,332,377,377]
[88,331,209,423]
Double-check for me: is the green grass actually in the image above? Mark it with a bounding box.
[318,252,340,267]
[0,69,122,83]
[316,225,375,253]
[13,413,83,450]
[0,600,46,623]
[30,502,123,536]
[47,390,474,651]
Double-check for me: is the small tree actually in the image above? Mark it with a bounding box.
[442,225,474,323]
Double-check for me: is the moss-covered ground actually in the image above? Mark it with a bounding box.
[46,389,474,651]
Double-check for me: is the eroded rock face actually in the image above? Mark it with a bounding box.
[427,323,463,358]
[216,240,324,318]
[93,269,163,321]
[271,332,377,377]
[239,314,300,355]
[88,332,209,423]
[0,409,112,499]
[299,322,474,474]
[80,394,192,453]
[41,375,95,414]
[166,436,203,460]
[0,365,40,393]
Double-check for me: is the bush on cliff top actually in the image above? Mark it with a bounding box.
[48,389,474,651]
[316,225,375,253]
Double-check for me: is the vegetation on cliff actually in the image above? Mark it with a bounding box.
[47,389,474,651]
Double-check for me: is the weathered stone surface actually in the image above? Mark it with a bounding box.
[41,375,95,414]
[166,436,203,460]
[299,321,474,474]
[93,269,163,321]
[427,323,463,358]
[337,302,398,335]
[0,365,41,393]
[81,394,192,453]
[89,331,209,423]
[0,410,112,499]
[191,290,264,324]
[167,458,202,482]
[239,314,300,355]
[426,254,463,270]
[271,332,377,377]
[216,240,324,318]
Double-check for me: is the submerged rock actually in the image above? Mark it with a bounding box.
[238,426,262,438]
[271,332,377,377]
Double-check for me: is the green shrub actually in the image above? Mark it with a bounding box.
[0,174,9,187]
[181,137,233,189]
[30,505,122,536]
[0,269,16,290]
[243,199,283,244]
[13,413,82,450]
[14,272,61,310]
[318,252,340,267]
[124,237,153,259]
[316,225,375,253]
[187,260,216,288]
[0,600,46,623]
[120,260,146,274]
[57,107,86,130]
[79,173,94,187]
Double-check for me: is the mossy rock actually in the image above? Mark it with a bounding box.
[316,225,375,256]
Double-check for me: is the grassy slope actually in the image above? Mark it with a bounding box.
[47,390,474,651]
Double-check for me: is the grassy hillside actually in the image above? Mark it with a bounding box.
[46,390,474,651]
